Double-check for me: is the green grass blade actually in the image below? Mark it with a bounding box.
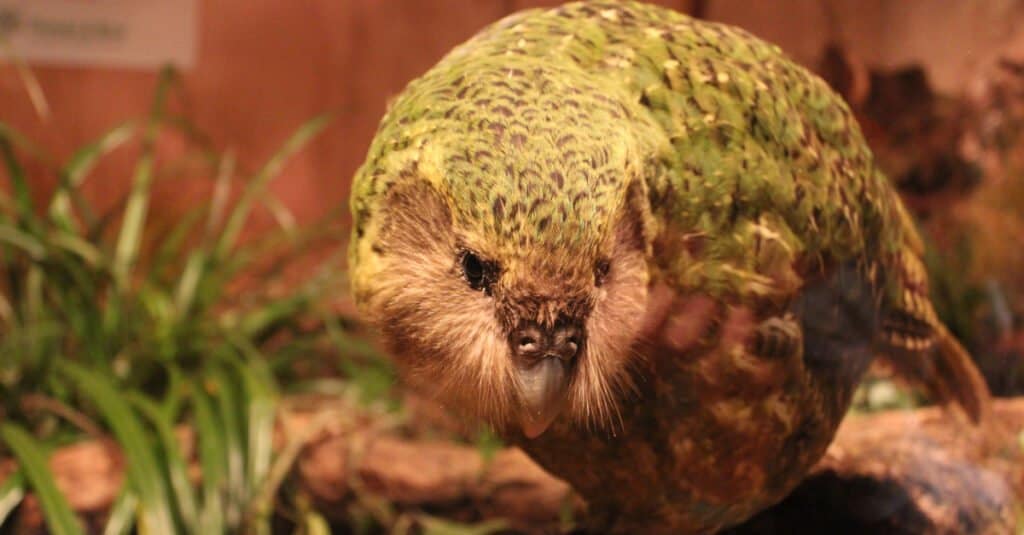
[0,470,25,527]
[204,151,235,243]
[58,362,177,534]
[61,121,138,189]
[147,203,207,283]
[47,232,105,268]
[235,291,314,342]
[170,154,235,318]
[84,189,128,243]
[0,37,51,119]
[205,363,247,528]
[0,424,84,535]
[213,114,331,261]
[259,192,297,240]
[225,346,277,502]
[51,121,138,230]
[156,152,234,317]
[162,114,219,162]
[0,225,46,259]
[111,153,154,287]
[191,384,226,535]
[129,393,199,531]
[212,349,279,535]
[23,265,45,359]
[0,136,35,224]
[101,490,138,535]
[248,411,333,534]
[159,364,187,422]
[0,122,57,168]
[173,251,208,318]
[112,68,178,288]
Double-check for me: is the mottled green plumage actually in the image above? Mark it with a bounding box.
[352,1,906,301]
[349,2,989,533]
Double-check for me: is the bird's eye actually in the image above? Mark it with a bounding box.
[594,258,611,287]
[460,250,498,293]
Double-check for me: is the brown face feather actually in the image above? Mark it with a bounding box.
[357,179,650,435]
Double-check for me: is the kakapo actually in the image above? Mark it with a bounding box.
[347,2,990,532]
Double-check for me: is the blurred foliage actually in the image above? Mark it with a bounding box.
[920,61,1024,396]
[0,67,502,534]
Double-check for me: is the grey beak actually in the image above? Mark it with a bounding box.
[517,357,570,438]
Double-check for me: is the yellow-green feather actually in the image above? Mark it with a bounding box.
[351,1,909,302]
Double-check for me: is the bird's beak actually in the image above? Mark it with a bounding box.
[517,358,569,438]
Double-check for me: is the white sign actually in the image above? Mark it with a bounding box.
[0,0,196,70]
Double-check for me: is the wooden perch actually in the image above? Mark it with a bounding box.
[3,398,1022,534]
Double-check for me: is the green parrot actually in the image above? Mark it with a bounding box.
[348,1,990,532]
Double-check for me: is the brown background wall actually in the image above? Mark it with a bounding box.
[2,0,1023,227]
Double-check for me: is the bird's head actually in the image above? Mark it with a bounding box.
[349,60,660,437]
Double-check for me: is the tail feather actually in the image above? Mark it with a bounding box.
[926,323,990,423]
[877,248,991,423]
[878,323,990,423]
